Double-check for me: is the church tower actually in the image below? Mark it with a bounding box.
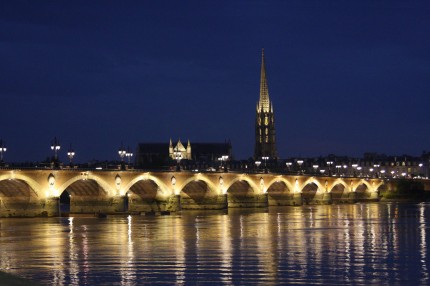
[254,49,278,159]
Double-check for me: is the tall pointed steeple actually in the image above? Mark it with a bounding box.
[258,48,271,113]
[254,48,278,160]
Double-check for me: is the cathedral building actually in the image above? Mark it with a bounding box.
[254,49,278,159]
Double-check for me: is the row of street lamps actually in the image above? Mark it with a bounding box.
[0,138,134,167]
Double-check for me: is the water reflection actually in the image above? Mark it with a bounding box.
[0,203,430,285]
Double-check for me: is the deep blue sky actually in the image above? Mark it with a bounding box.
[1,1,429,163]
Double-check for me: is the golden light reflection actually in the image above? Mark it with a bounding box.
[219,214,232,284]
[68,218,79,285]
[119,215,136,285]
[173,216,185,284]
[419,205,428,282]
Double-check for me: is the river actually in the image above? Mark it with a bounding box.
[1,203,429,285]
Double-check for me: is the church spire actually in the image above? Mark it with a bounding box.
[254,48,278,160]
[259,48,270,113]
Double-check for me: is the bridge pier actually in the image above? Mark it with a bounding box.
[227,193,268,208]
[268,193,303,206]
[338,192,357,203]
[180,194,227,210]
[0,198,57,217]
[128,196,169,213]
[306,192,332,205]
[70,196,128,214]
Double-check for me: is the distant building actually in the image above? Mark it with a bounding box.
[135,139,232,169]
[254,49,278,160]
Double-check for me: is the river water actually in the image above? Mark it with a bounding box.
[0,203,429,285]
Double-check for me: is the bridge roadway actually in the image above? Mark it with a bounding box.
[0,168,385,217]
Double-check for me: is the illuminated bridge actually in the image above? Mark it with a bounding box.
[0,169,386,217]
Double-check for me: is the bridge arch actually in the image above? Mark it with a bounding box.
[300,178,325,204]
[0,178,40,211]
[0,173,42,198]
[225,176,260,195]
[329,179,349,200]
[58,174,112,197]
[124,174,170,197]
[266,177,294,193]
[300,177,325,193]
[127,179,165,201]
[353,179,373,193]
[178,175,219,196]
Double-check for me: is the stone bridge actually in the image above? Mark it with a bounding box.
[0,169,385,217]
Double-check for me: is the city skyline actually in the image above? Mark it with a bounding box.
[1,1,429,163]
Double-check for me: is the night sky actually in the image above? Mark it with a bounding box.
[1,1,429,163]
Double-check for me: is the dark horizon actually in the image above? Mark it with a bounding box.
[1,1,429,163]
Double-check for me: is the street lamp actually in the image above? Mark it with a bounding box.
[313,164,319,174]
[218,155,229,172]
[286,162,292,173]
[67,144,75,166]
[352,164,358,177]
[297,160,304,174]
[357,166,362,177]
[51,137,61,168]
[255,161,261,172]
[335,165,342,176]
[118,143,126,170]
[380,169,386,178]
[125,146,133,165]
[262,156,269,173]
[326,161,333,176]
[0,139,6,164]
[320,169,325,175]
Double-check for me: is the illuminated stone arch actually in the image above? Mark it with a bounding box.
[0,173,42,198]
[177,174,219,196]
[300,177,326,204]
[57,173,113,197]
[329,179,350,200]
[224,176,260,195]
[0,174,43,212]
[328,179,349,193]
[299,177,325,193]
[123,174,170,198]
[266,177,294,194]
[353,179,373,193]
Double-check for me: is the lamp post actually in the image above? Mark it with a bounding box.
[51,137,61,168]
[343,165,348,176]
[326,161,333,176]
[352,164,358,177]
[255,161,261,172]
[125,146,133,165]
[380,169,386,178]
[286,162,292,173]
[336,165,342,176]
[67,144,75,167]
[373,164,380,178]
[313,164,319,174]
[118,143,126,170]
[0,139,6,164]
[262,156,269,173]
[357,166,362,177]
[419,163,423,177]
[218,155,229,172]
[297,160,304,174]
